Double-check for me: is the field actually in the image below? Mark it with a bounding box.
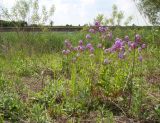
[0,26,160,122]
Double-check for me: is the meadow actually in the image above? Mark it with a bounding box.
[0,24,160,122]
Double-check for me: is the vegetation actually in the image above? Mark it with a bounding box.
[0,0,160,122]
[0,21,160,122]
[0,20,27,27]
[1,0,55,26]
[94,4,133,26]
[134,0,160,25]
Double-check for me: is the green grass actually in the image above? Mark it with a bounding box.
[0,28,160,122]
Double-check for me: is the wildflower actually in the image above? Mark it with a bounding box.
[104,58,110,64]
[120,46,125,52]
[128,41,132,47]
[122,41,126,46]
[138,55,143,62]
[64,40,72,49]
[138,47,142,53]
[78,45,85,51]
[86,43,92,49]
[62,50,66,55]
[89,47,94,53]
[141,43,146,49]
[79,40,83,46]
[124,36,129,42]
[99,26,107,32]
[118,52,125,59]
[73,47,78,51]
[66,49,70,54]
[110,46,116,53]
[97,43,102,48]
[135,34,141,43]
[130,42,137,49]
[95,21,100,27]
[62,49,70,55]
[89,28,95,33]
[114,38,123,49]
[86,34,91,39]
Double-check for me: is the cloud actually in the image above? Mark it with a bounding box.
[0,0,150,25]
[115,0,150,25]
[1,0,16,9]
[80,0,96,5]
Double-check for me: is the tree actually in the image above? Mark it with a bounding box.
[50,21,53,27]
[94,4,133,26]
[134,0,160,25]
[1,0,55,25]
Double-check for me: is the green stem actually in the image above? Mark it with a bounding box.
[129,48,136,110]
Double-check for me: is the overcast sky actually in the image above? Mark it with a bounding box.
[0,0,150,25]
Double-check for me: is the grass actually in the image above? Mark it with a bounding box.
[0,27,160,123]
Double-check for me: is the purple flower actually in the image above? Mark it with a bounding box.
[128,41,132,47]
[64,40,72,49]
[118,52,125,59]
[86,43,93,49]
[73,47,78,51]
[141,43,146,49]
[94,21,100,27]
[97,43,102,48]
[110,46,116,53]
[138,47,142,53]
[66,49,70,54]
[130,42,137,49]
[124,36,129,42]
[114,38,123,49]
[99,26,107,32]
[122,41,126,46]
[89,28,95,33]
[78,45,85,51]
[62,50,66,55]
[135,34,141,43]
[120,46,125,52]
[62,49,70,55]
[79,40,83,46]
[89,47,94,53]
[138,55,143,62]
[86,34,91,39]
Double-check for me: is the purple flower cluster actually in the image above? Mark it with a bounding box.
[62,49,70,55]
[87,20,112,41]
[99,26,108,33]
[103,35,146,60]
[95,21,100,27]
[62,21,147,63]
[86,34,91,39]
[89,28,95,33]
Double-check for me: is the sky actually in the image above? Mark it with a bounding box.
[0,0,150,26]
